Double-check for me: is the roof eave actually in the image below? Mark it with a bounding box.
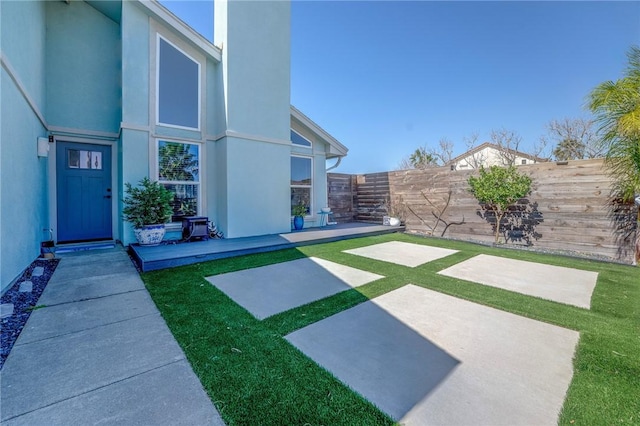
[290,105,348,158]
[135,0,222,62]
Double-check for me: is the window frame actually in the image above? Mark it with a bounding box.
[290,154,313,217]
[155,139,202,222]
[155,34,202,131]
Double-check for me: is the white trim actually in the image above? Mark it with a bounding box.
[1,53,48,129]
[49,125,119,140]
[151,132,204,144]
[212,130,291,147]
[120,122,151,133]
[291,154,314,218]
[155,34,202,132]
[136,0,221,62]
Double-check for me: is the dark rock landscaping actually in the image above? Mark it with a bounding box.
[1,258,59,369]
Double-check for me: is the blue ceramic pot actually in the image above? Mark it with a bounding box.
[293,216,304,230]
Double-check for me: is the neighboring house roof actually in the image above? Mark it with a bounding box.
[291,106,348,158]
[447,142,547,167]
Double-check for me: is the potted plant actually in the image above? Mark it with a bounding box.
[292,203,307,230]
[123,177,174,246]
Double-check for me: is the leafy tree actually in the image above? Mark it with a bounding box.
[409,147,438,169]
[588,45,640,263]
[398,138,453,170]
[398,146,439,169]
[468,166,532,244]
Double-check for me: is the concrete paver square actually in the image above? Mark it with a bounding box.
[286,284,579,425]
[438,254,598,308]
[206,257,384,319]
[343,241,458,267]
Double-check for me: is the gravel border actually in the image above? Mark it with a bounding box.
[1,258,60,369]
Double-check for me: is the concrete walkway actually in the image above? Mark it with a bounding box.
[0,246,224,425]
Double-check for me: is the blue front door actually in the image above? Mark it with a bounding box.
[56,141,112,243]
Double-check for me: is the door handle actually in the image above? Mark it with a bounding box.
[104,195,112,199]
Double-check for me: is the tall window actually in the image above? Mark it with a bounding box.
[291,130,312,148]
[291,156,312,216]
[157,141,200,220]
[157,36,200,130]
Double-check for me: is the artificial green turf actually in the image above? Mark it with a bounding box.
[141,233,640,425]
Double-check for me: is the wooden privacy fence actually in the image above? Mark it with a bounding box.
[328,158,634,263]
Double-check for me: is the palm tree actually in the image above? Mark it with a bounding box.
[588,46,640,263]
[409,147,438,169]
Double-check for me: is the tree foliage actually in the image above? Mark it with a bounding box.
[588,46,640,202]
[588,45,640,263]
[398,146,438,169]
[468,166,532,244]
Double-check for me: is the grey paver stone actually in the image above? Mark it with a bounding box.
[18,281,33,293]
[1,303,14,319]
[31,267,44,277]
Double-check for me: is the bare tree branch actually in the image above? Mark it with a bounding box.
[490,128,522,166]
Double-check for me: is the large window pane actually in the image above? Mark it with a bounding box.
[158,141,199,182]
[157,140,200,221]
[158,37,199,129]
[291,156,311,185]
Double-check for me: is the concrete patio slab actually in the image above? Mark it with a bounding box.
[286,284,579,425]
[37,272,145,305]
[2,360,224,426]
[17,290,158,344]
[438,254,598,308]
[343,241,458,267]
[207,257,383,319]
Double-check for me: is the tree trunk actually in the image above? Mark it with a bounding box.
[494,211,505,244]
[635,206,640,266]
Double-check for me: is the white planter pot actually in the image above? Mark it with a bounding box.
[134,224,166,246]
[383,216,400,226]
[389,217,401,226]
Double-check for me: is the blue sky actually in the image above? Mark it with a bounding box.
[160,0,640,174]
